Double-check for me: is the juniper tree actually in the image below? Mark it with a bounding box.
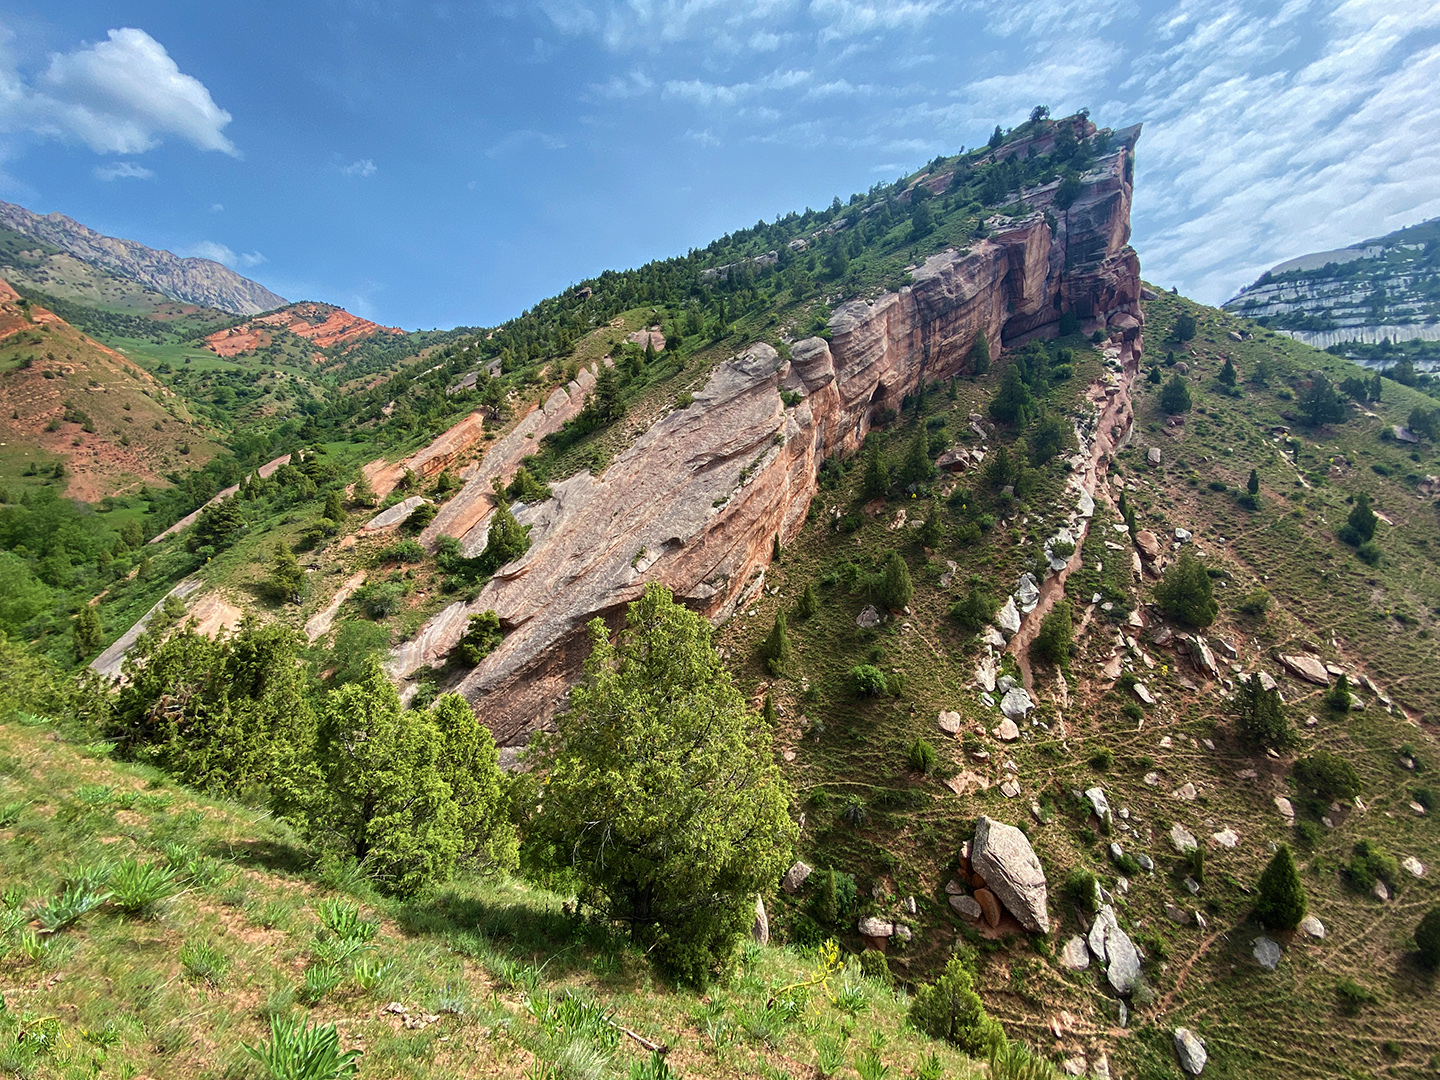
[760,609,792,677]
[1254,844,1307,932]
[1159,374,1192,414]
[323,489,346,523]
[1219,356,1237,386]
[969,329,991,376]
[877,551,914,610]
[265,541,306,605]
[73,605,102,660]
[1154,550,1217,628]
[1247,469,1260,496]
[795,583,818,621]
[428,693,518,872]
[862,438,890,498]
[1237,673,1293,750]
[527,584,795,984]
[480,503,529,572]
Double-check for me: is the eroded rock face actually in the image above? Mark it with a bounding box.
[970,815,1050,932]
[390,130,1143,743]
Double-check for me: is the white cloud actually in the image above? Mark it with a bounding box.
[342,158,377,177]
[809,0,950,40]
[684,127,721,147]
[0,28,237,156]
[486,130,567,157]
[93,160,153,181]
[182,240,266,269]
[210,202,224,212]
[663,67,812,106]
[588,69,655,99]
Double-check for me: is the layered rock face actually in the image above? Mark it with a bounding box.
[391,128,1142,744]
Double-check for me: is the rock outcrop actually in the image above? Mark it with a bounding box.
[389,129,1143,743]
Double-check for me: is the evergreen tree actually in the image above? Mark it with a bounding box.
[527,584,796,984]
[989,364,1037,426]
[877,551,914,611]
[795,582,818,621]
[1298,373,1346,426]
[1325,672,1353,714]
[1254,845,1307,932]
[1159,374,1192,414]
[323,489,346,523]
[862,437,890,498]
[909,956,1005,1054]
[188,498,246,555]
[1416,905,1440,970]
[1147,365,1162,384]
[428,693,518,873]
[480,503,529,572]
[949,581,997,632]
[265,541,306,605]
[73,605,102,659]
[351,471,377,508]
[305,658,464,895]
[900,425,936,486]
[1032,600,1073,667]
[1154,550,1217,628]
[1173,311,1197,342]
[1247,468,1260,496]
[760,609,792,677]
[1219,356,1237,386]
[1029,413,1069,465]
[1340,493,1377,546]
[969,329,991,376]
[454,611,503,665]
[1237,673,1293,750]
[918,498,944,548]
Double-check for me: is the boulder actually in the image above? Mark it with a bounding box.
[971,816,1050,932]
[1278,654,1330,685]
[781,860,812,894]
[1165,903,1191,926]
[364,495,431,531]
[1299,915,1325,939]
[949,893,983,919]
[1000,778,1021,798]
[856,605,883,629]
[1104,923,1142,994]
[1170,823,1199,852]
[982,625,1007,649]
[1274,797,1295,823]
[1373,880,1390,902]
[1173,782,1198,802]
[752,896,769,944]
[1000,688,1034,721]
[1147,447,1162,468]
[996,717,1021,741]
[1212,828,1239,849]
[1059,935,1091,971]
[973,888,1002,928]
[996,596,1022,637]
[975,653,998,692]
[1174,1028,1207,1075]
[1016,572,1040,613]
[937,709,963,734]
[858,916,894,938]
[1084,787,1113,829]
[1402,856,1426,879]
[1133,682,1155,705]
[1252,936,1280,971]
[1134,529,1161,559]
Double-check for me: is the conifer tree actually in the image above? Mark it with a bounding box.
[1219,356,1237,386]
[900,425,936,486]
[1237,672,1293,750]
[760,610,792,677]
[480,503,529,572]
[323,489,346,523]
[862,438,890,498]
[1325,672,1353,714]
[265,541,306,604]
[428,693,518,872]
[1417,905,1440,970]
[969,329,991,376]
[1160,374,1192,414]
[351,471,377,508]
[918,498,944,548]
[73,605,102,660]
[1247,468,1260,496]
[1254,844,1307,932]
[1154,550,1217,628]
[795,583,818,621]
[877,551,914,611]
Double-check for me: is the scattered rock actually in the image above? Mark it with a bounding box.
[949,894,982,919]
[996,717,1021,741]
[1144,771,1161,786]
[996,596,1021,637]
[1165,903,1191,925]
[1252,936,1280,971]
[1411,801,1428,816]
[1137,853,1154,872]
[858,916,894,938]
[971,816,1051,933]
[1194,911,1207,930]
[781,861,812,894]
[856,605,883,629]
[1000,778,1022,798]
[752,896,769,944]
[1063,1057,1088,1077]
[983,626,1007,648]
[1402,856,1426,878]
[937,709,963,734]
[1000,688,1034,721]
[1372,880,1390,902]
[1016,572,1041,613]
[1173,782,1198,802]
[902,896,917,915]
[1174,1028,1208,1075]
[1170,823,1198,852]
[1147,447,1162,468]
[1059,935,1091,971]
[1105,924,1142,995]
[1278,654,1330,685]
[1085,787,1113,829]
[973,888,1002,928]
[1088,905,1118,962]
[1183,876,1200,894]
[1133,682,1155,705]
[1212,828,1239,849]
[1273,796,1294,822]
[1135,529,1162,559]
[945,878,964,895]
[1299,915,1325,939]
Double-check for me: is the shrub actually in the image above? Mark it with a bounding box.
[1254,845,1306,931]
[876,551,913,610]
[1293,750,1361,804]
[1153,550,1217,628]
[810,869,858,928]
[179,941,230,984]
[760,610,792,677]
[401,502,437,533]
[949,583,997,632]
[109,858,179,919]
[907,738,937,775]
[1172,311,1197,342]
[1416,905,1440,969]
[1335,978,1378,1014]
[1088,747,1114,771]
[1237,587,1271,616]
[1031,601,1073,666]
[852,665,888,697]
[1063,868,1100,913]
[355,580,404,618]
[1343,840,1398,894]
[1356,541,1381,565]
[1159,375,1192,414]
[375,539,427,565]
[453,611,503,665]
[795,583,818,620]
[908,956,1005,1055]
[1325,673,1353,714]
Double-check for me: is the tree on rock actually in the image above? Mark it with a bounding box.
[527,583,796,984]
[1154,550,1217,628]
[1254,844,1307,932]
[760,609,792,677]
[1159,374,1192,415]
[480,503,529,572]
[1416,905,1440,969]
[877,551,913,611]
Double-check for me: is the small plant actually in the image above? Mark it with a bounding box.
[814,1038,846,1078]
[32,884,109,934]
[1063,868,1100,914]
[315,899,377,943]
[180,941,231,984]
[109,858,180,918]
[852,665,888,697]
[298,964,345,1005]
[1335,977,1378,1014]
[907,737,937,775]
[835,980,870,1016]
[243,1014,361,1080]
[1088,747,1114,771]
[352,957,393,994]
[853,1048,891,1080]
[839,798,868,828]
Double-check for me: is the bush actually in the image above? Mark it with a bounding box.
[1254,845,1306,931]
[1416,905,1440,969]
[1325,673,1353,714]
[401,502,437,533]
[852,665,888,697]
[1293,748,1360,802]
[907,737,937,775]
[795,583,818,620]
[949,582,997,632]
[810,869,858,928]
[1153,551,1217,628]
[453,611,503,665]
[1063,868,1100,913]
[1172,311,1197,342]
[1343,840,1398,894]
[1159,375,1192,414]
[355,580,405,619]
[876,551,913,610]
[908,956,1005,1055]
[1031,601,1073,667]
[1237,587,1270,616]
[1088,747,1114,771]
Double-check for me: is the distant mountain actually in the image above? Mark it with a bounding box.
[0,200,287,316]
[1223,217,1440,354]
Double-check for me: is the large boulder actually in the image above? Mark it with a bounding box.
[1000,688,1034,721]
[781,860,812,894]
[970,816,1050,932]
[1278,654,1330,685]
[1174,1028,1207,1075]
[1087,904,1141,995]
[996,596,1021,637]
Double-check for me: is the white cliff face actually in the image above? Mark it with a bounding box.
[390,132,1144,745]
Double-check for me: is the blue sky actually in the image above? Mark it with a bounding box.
[0,0,1437,330]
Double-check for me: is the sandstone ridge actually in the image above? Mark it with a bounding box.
[392,128,1144,744]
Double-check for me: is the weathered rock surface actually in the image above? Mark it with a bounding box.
[386,131,1143,742]
[858,916,894,938]
[752,896,769,944]
[1253,936,1281,970]
[937,709,963,734]
[1279,653,1331,685]
[971,816,1050,932]
[1174,1028,1207,1075]
[996,596,1022,637]
[781,861,812,894]
[1059,935,1091,970]
[949,893,982,919]
[1299,915,1326,938]
[1000,688,1034,721]
[1170,823,1199,852]
[973,888,1002,928]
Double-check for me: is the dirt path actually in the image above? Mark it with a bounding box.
[1008,341,1140,691]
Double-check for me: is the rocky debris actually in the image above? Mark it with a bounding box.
[1000,778,1022,798]
[982,625,1007,649]
[1165,903,1192,926]
[1253,937,1281,970]
[1183,876,1201,894]
[1000,688,1034,721]
[1190,636,1219,678]
[1144,771,1161,786]
[1015,572,1041,613]
[902,896,917,915]
[1170,823,1199,853]
[1134,529,1161,559]
[937,709,963,734]
[1174,1028,1208,1075]
[1299,915,1326,939]
[974,888,1003,927]
[975,653,998,692]
[1147,447,1162,467]
[752,896,769,944]
[1212,828,1239,849]
[1256,671,1278,692]
[949,894,983,919]
[1373,881,1390,902]
[996,596,1022,637]
[856,605,883,629]
[1278,654,1331,685]
[361,495,431,532]
[1274,797,1295,822]
[1133,682,1155,705]
[1173,783,1198,802]
[1084,787,1113,830]
[858,916,895,938]
[1060,935,1091,970]
[971,816,1050,933]
[781,861,812,894]
[1402,856,1427,879]
[1089,906,1141,995]
[993,717,1020,742]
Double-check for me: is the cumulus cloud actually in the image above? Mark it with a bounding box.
[341,158,378,177]
[93,160,153,181]
[182,240,266,269]
[0,28,237,156]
